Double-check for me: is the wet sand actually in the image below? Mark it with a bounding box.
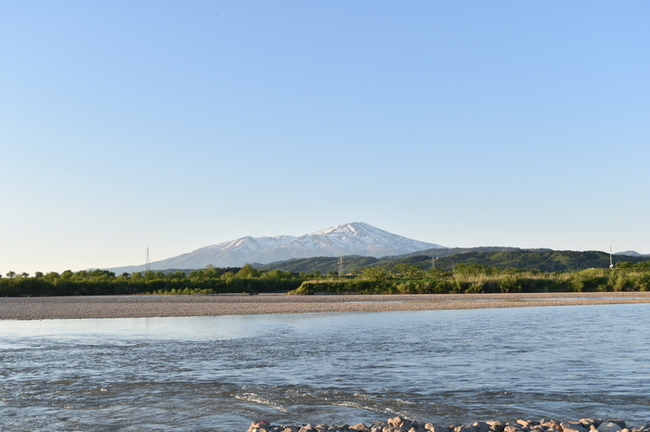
[2,292,650,320]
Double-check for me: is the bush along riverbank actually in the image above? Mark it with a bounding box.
[288,265,650,295]
[246,416,650,432]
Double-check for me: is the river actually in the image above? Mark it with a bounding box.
[1,303,649,431]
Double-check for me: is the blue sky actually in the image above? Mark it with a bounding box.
[2,1,649,274]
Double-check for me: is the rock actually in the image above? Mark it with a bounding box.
[580,419,604,429]
[401,419,415,430]
[350,423,369,431]
[425,423,450,432]
[606,422,627,430]
[539,420,561,431]
[516,420,537,429]
[249,421,273,432]
[503,426,523,432]
[299,424,318,432]
[473,422,491,432]
[598,423,623,432]
[456,425,479,432]
[388,416,406,428]
[407,424,426,432]
[561,422,588,432]
[486,421,506,432]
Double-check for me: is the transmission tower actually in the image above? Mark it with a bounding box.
[145,247,151,272]
[338,256,344,276]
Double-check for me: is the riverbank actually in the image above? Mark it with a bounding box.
[246,416,650,432]
[2,292,650,320]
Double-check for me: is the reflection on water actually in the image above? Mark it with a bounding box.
[2,304,650,431]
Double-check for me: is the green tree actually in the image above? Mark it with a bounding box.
[44,272,60,282]
[361,266,392,282]
[395,263,423,279]
[169,270,186,279]
[236,264,261,278]
[261,269,293,280]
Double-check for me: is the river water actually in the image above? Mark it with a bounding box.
[1,303,650,431]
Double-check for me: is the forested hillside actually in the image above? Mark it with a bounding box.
[257,249,649,274]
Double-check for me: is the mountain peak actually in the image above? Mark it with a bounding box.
[312,221,373,236]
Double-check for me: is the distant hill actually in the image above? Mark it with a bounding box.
[256,249,650,274]
[429,250,645,272]
[615,250,650,257]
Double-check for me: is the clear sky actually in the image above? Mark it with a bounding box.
[2,1,649,274]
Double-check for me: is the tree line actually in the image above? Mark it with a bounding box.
[1,261,649,297]
[0,264,302,297]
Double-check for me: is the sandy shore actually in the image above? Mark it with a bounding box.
[2,292,650,320]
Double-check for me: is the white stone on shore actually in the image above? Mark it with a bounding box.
[598,423,624,432]
[561,422,588,432]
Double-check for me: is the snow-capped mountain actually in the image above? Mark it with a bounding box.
[108,222,445,273]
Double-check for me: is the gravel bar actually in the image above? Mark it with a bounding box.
[2,292,650,320]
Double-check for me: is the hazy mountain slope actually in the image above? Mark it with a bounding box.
[615,250,650,257]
